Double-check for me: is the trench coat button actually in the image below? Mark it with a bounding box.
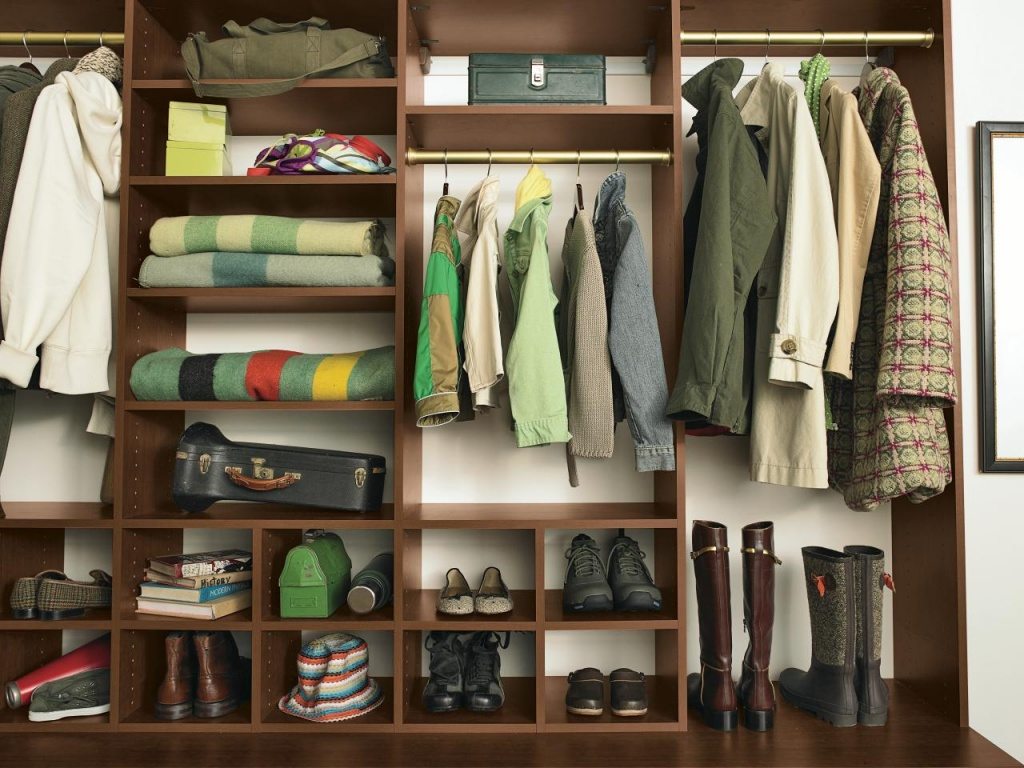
[781,339,797,355]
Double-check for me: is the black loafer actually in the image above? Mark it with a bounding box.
[566,667,604,716]
[610,668,647,717]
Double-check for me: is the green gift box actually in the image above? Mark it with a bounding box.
[165,140,232,176]
[168,100,230,145]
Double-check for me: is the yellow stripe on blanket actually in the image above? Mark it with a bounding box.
[312,351,365,400]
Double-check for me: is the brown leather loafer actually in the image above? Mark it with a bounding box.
[565,667,604,716]
[610,668,648,716]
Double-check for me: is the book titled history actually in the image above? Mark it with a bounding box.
[135,590,252,620]
[148,549,252,579]
[138,580,251,604]
[143,568,253,590]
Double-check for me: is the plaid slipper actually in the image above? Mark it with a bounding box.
[37,570,113,620]
[9,571,67,619]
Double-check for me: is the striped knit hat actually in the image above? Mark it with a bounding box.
[278,633,383,723]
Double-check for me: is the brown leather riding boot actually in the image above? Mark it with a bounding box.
[193,631,247,718]
[155,631,196,720]
[686,520,737,731]
[737,521,781,731]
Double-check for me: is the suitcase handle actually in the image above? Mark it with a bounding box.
[225,466,301,491]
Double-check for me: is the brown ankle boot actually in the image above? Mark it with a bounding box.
[686,520,737,731]
[737,521,781,731]
[193,631,248,718]
[155,631,196,720]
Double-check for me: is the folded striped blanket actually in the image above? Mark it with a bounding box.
[278,633,383,723]
[150,216,387,257]
[138,253,395,288]
[130,347,394,401]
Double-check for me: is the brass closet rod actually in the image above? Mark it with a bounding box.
[0,31,125,46]
[680,30,934,47]
[406,149,673,166]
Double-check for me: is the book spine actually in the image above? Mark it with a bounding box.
[180,559,249,578]
[198,581,249,602]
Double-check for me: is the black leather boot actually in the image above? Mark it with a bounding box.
[422,632,469,713]
[463,631,509,712]
[779,547,858,727]
[845,545,892,726]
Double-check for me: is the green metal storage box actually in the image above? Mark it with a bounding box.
[278,530,351,618]
[468,54,606,104]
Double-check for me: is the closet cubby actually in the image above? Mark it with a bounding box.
[0,630,112,731]
[0,528,114,627]
[260,628,395,731]
[119,527,255,628]
[7,0,1012,761]
[260,527,395,626]
[118,629,253,730]
[401,629,537,731]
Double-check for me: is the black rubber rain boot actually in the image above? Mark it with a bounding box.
[845,545,892,726]
[779,546,858,728]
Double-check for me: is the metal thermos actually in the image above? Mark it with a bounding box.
[346,553,393,614]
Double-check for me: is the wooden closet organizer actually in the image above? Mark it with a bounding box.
[0,0,1017,764]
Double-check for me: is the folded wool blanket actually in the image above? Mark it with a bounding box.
[150,216,387,257]
[130,346,394,401]
[138,252,395,288]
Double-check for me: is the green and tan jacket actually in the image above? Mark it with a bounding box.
[414,196,463,426]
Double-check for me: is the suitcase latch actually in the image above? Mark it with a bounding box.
[530,57,545,89]
[199,453,211,474]
[355,467,367,488]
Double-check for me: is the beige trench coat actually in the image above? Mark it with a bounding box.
[735,63,840,488]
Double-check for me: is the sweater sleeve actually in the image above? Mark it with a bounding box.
[0,83,102,388]
[767,94,841,389]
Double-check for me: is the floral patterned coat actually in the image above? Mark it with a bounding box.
[827,66,958,511]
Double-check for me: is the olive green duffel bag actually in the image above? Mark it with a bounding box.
[181,17,394,98]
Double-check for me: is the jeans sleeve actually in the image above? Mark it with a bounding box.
[608,227,676,472]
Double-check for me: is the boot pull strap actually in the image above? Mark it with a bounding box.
[690,545,729,560]
[883,572,895,592]
[740,546,782,565]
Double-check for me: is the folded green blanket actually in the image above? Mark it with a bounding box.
[130,346,394,402]
[138,252,395,288]
[150,216,387,257]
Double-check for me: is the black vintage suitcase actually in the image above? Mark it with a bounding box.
[172,422,386,513]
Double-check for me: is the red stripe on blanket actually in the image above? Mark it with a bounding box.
[245,350,300,400]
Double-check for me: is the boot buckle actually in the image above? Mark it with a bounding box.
[690,545,729,560]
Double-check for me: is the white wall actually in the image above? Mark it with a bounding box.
[949,1,1024,762]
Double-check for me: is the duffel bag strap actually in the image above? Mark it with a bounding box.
[182,34,384,98]
[221,17,331,37]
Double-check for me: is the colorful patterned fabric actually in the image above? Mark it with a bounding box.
[827,67,957,511]
[253,131,395,175]
[138,252,395,288]
[414,195,464,427]
[150,216,387,258]
[278,633,384,723]
[130,346,394,402]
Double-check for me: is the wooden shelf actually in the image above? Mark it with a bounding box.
[0,708,111,732]
[404,503,678,529]
[129,176,397,187]
[121,607,253,630]
[0,607,112,631]
[262,677,395,731]
[406,105,674,151]
[124,400,395,412]
[124,503,395,527]
[402,677,536,732]
[126,287,396,314]
[403,590,536,629]
[544,675,679,732]
[0,502,113,528]
[542,590,677,629]
[263,602,395,629]
[120,699,252,732]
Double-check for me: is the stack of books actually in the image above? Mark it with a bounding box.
[136,549,253,620]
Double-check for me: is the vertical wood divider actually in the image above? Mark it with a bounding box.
[534,527,546,730]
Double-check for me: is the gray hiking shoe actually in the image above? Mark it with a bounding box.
[28,668,110,722]
[563,534,613,612]
[463,632,509,712]
[607,536,662,611]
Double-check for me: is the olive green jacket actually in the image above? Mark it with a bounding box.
[666,59,776,434]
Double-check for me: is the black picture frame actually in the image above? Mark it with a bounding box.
[977,121,1024,471]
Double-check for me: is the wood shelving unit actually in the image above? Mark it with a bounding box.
[2,0,1021,764]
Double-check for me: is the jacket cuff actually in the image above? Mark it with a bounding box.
[767,333,826,389]
[0,342,38,389]
[515,416,570,448]
[636,445,676,472]
[415,391,460,427]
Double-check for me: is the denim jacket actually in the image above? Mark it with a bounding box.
[594,173,676,472]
